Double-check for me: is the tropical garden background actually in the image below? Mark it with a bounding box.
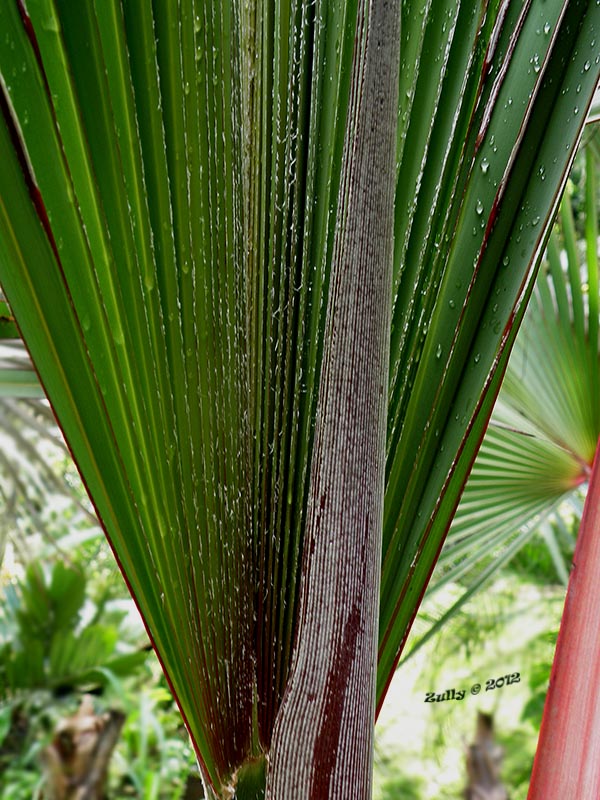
[0,117,597,800]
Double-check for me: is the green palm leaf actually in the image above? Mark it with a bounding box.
[377,3,600,701]
[0,1,598,794]
[410,131,600,656]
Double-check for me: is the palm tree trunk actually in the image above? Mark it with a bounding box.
[266,1,400,798]
[528,438,600,798]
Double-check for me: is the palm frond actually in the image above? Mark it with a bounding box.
[377,2,600,701]
[0,1,598,791]
[408,131,600,657]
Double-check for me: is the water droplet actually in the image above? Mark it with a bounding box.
[113,325,125,346]
[436,343,443,360]
[448,299,456,309]
[544,22,551,35]
[574,106,579,115]
[42,14,60,33]
[184,81,190,95]
[144,270,155,291]
[473,353,481,364]
[502,255,510,267]
[584,60,591,71]
[476,199,484,215]
[481,157,490,174]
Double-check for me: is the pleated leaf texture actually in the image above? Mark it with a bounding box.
[410,132,600,653]
[0,0,598,793]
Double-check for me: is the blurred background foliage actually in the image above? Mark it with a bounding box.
[0,398,199,798]
[0,126,597,800]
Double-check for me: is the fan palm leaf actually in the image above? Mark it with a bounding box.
[0,1,598,795]
[0,339,43,399]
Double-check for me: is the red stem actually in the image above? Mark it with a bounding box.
[528,437,600,799]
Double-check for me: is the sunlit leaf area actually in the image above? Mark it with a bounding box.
[0,116,597,799]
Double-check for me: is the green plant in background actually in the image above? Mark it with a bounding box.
[0,396,149,701]
[109,674,199,800]
[0,392,138,636]
[0,389,204,798]
[0,561,148,699]
[0,1,598,797]
[0,544,199,799]
[0,558,155,800]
